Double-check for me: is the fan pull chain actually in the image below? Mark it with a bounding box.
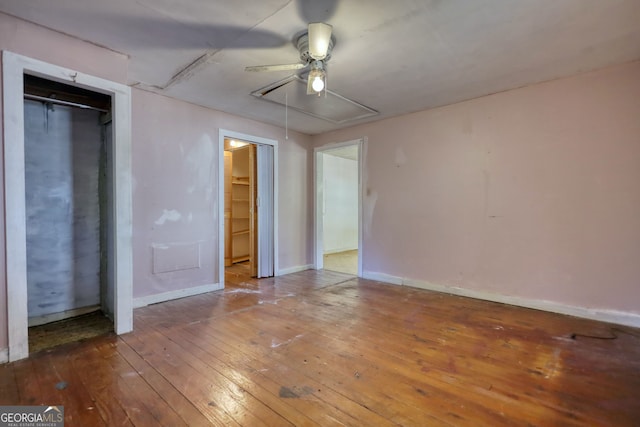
[324,73,328,98]
[285,91,289,140]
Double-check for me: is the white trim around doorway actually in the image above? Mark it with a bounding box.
[2,51,133,362]
[314,138,364,277]
[217,129,279,287]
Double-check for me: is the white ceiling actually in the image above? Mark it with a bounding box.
[324,145,358,161]
[1,0,639,135]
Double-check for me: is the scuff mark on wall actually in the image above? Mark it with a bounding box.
[395,147,407,167]
[185,133,215,200]
[363,189,378,236]
[461,110,473,134]
[482,170,489,220]
[152,242,201,274]
[155,209,182,225]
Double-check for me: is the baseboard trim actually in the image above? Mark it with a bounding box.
[0,348,8,364]
[278,264,313,275]
[362,271,403,285]
[363,271,640,328]
[28,305,101,327]
[133,283,223,308]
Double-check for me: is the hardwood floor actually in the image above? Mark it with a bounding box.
[2,269,639,426]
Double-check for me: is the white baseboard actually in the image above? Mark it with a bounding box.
[0,348,8,364]
[363,271,640,328]
[133,283,223,308]
[362,271,403,285]
[28,305,101,327]
[278,264,313,275]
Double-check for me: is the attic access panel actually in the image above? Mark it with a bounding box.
[251,75,378,124]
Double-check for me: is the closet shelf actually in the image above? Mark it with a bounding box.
[232,255,250,263]
[231,175,250,186]
[232,229,250,236]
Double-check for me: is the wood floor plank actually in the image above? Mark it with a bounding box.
[120,331,244,426]
[0,362,19,405]
[11,357,45,405]
[262,281,629,424]
[92,339,189,427]
[144,323,320,426]
[129,321,292,427]
[148,317,370,426]
[64,346,133,427]
[115,337,213,427]
[185,314,425,426]
[221,306,496,426]
[189,330,392,426]
[36,347,107,426]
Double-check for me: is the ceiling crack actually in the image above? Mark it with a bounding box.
[163,51,221,90]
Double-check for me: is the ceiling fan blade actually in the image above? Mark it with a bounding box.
[308,22,333,60]
[296,0,339,23]
[245,63,308,72]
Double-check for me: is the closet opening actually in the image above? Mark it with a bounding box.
[23,75,115,353]
[224,139,258,278]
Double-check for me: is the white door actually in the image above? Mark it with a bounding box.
[256,144,275,278]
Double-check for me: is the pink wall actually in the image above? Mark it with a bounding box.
[0,13,128,83]
[132,88,312,299]
[314,61,640,316]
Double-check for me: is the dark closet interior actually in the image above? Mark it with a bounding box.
[23,75,114,353]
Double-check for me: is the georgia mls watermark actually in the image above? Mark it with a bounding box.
[0,406,64,427]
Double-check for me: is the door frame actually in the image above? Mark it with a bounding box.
[314,139,364,276]
[2,51,133,362]
[218,129,278,285]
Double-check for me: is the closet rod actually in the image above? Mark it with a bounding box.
[24,94,109,113]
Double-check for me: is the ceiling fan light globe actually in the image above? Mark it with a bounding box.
[312,75,325,92]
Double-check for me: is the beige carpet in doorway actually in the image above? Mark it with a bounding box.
[323,250,358,275]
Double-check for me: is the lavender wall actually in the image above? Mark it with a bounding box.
[131,89,313,300]
[313,61,640,319]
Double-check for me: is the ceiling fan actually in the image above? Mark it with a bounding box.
[245,22,335,95]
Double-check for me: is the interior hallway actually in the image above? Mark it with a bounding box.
[2,269,639,425]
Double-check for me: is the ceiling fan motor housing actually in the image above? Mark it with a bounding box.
[296,32,335,64]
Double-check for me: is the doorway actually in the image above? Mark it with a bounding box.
[3,51,133,362]
[218,129,277,285]
[314,139,363,276]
